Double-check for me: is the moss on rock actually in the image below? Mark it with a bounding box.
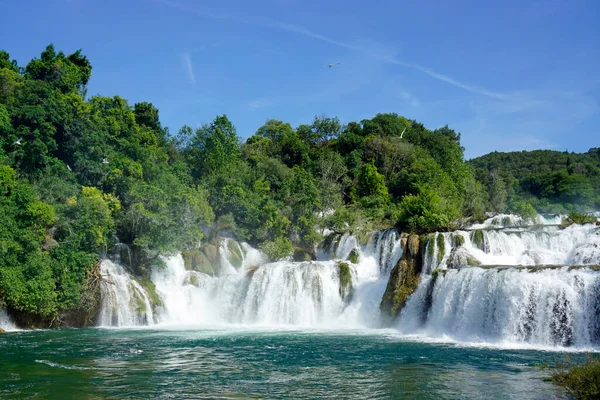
[140,278,162,308]
[338,261,353,301]
[226,239,244,269]
[380,234,422,322]
[203,244,218,265]
[182,248,215,276]
[436,233,445,264]
[470,229,486,251]
[454,234,465,247]
[293,248,313,262]
[347,248,360,264]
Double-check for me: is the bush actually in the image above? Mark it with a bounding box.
[510,199,537,224]
[550,355,600,400]
[259,237,293,261]
[564,211,597,226]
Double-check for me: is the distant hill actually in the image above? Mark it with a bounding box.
[469,148,600,213]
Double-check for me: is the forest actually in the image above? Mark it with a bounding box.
[471,149,600,214]
[1,45,599,324]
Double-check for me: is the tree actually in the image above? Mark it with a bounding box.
[25,44,91,94]
[188,115,240,179]
[316,151,347,216]
[489,172,507,213]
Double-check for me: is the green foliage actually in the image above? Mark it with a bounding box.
[260,237,293,261]
[25,44,91,94]
[0,44,524,325]
[549,355,600,400]
[338,261,353,300]
[436,233,445,264]
[471,149,600,212]
[510,199,537,224]
[562,211,597,226]
[347,248,360,264]
[395,190,452,233]
[357,161,390,203]
[187,115,240,178]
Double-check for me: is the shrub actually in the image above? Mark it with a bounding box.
[549,355,600,400]
[259,237,293,261]
[563,211,597,226]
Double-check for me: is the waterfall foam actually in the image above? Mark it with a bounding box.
[399,266,600,348]
[423,223,600,273]
[0,308,17,331]
[97,260,154,327]
[134,232,403,328]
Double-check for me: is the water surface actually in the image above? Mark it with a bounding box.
[0,328,576,399]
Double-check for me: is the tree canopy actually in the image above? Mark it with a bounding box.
[5,44,591,324]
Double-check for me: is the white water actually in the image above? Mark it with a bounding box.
[399,266,600,348]
[152,232,401,328]
[0,308,17,331]
[97,260,154,327]
[99,232,403,328]
[469,213,564,229]
[97,221,600,350]
[423,223,600,273]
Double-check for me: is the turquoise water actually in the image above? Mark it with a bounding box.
[0,328,578,399]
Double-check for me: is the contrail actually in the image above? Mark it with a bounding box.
[151,0,508,100]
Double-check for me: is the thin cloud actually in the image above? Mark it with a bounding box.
[151,0,508,100]
[180,51,195,84]
[246,98,270,110]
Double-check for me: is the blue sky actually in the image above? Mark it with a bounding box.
[1,0,599,158]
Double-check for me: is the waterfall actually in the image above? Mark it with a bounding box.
[97,260,154,327]
[0,308,17,331]
[400,214,600,348]
[95,231,399,328]
[399,266,600,348]
[469,213,565,229]
[335,232,359,260]
[367,229,403,275]
[422,224,600,273]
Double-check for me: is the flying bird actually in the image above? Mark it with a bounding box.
[399,128,406,139]
[13,138,22,146]
[324,62,341,68]
[67,165,72,172]
[102,158,109,164]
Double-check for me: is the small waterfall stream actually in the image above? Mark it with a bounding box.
[0,308,17,332]
[97,260,154,327]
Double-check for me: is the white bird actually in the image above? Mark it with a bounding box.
[324,62,341,68]
[399,127,406,139]
[13,138,22,146]
[102,158,109,164]
[67,165,72,172]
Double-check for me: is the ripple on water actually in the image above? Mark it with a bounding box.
[0,329,575,399]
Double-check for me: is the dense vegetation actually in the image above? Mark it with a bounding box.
[546,355,600,400]
[0,45,487,323]
[471,149,600,214]
[3,45,598,325]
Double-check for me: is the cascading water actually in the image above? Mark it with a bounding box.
[0,308,17,331]
[423,223,600,273]
[98,231,403,328]
[369,229,403,275]
[97,259,154,327]
[402,214,600,348]
[399,266,600,347]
